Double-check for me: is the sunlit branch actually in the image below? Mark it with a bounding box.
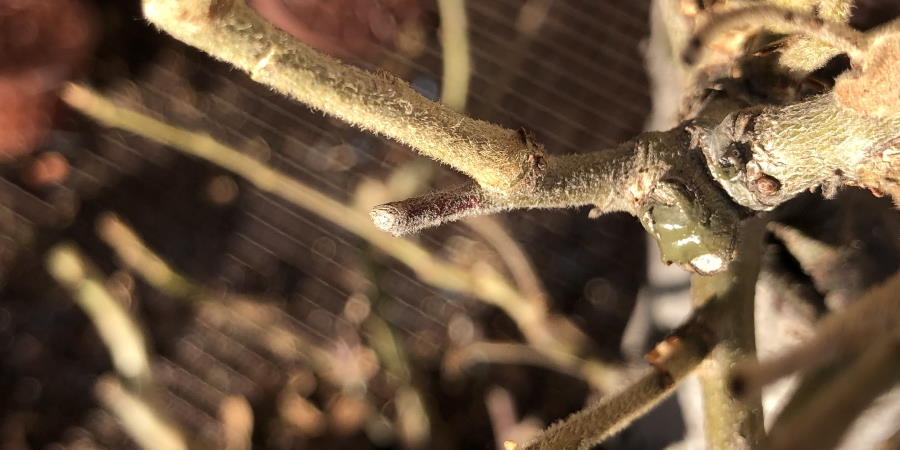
[142,0,543,192]
[683,5,866,65]
[518,304,719,450]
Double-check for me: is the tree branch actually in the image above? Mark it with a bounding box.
[700,93,900,210]
[142,0,542,192]
[765,333,900,450]
[690,218,766,449]
[730,269,900,399]
[683,5,866,66]
[138,0,900,277]
[517,300,721,450]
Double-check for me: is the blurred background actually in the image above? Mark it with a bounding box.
[1,0,899,449]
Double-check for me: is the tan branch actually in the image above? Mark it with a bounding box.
[701,93,900,210]
[46,244,154,388]
[765,333,900,450]
[683,5,866,66]
[730,269,900,399]
[518,304,719,450]
[437,0,472,112]
[142,0,540,192]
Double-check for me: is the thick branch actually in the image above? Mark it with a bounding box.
[143,0,543,192]
[140,0,900,277]
[701,93,900,210]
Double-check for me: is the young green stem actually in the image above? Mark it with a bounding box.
[690,218,766,450]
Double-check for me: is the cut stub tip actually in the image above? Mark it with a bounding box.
[369,182,499,236]
[369,204,411,236]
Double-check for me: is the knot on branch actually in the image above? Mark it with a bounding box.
[515,128,548,189]
[697,110,786,210]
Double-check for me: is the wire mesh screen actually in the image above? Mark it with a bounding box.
[0,1,665,449]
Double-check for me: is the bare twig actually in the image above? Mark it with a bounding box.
[518,306,718,450]
[464,216,548,305]
[46,244,153,389]
[46,244,188,449]
[63,85,573,358]
[436,0,471,112]
[765,333,900,450]
[142,0,540,192]
[730,270,900,399]
[371,181,497,235]
[95,376,189,450]
[444,341,618,389]
[96,213,198,298]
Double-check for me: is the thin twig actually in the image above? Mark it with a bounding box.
[142,0,541,192]
[517,295,724,450]
[46,244,188,449]
[46,244,154,389]
[95,376,189,450]
[437,0,471,112]
[96,213,198,298]
[445,341,596,385]
[731,270,900,399]
[371,181,498,235]
[464,216,548,306]
[63,85,575,359]
[765,332,900,450]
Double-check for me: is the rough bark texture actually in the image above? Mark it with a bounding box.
[144,0,545,193]
[701,93,900,209]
